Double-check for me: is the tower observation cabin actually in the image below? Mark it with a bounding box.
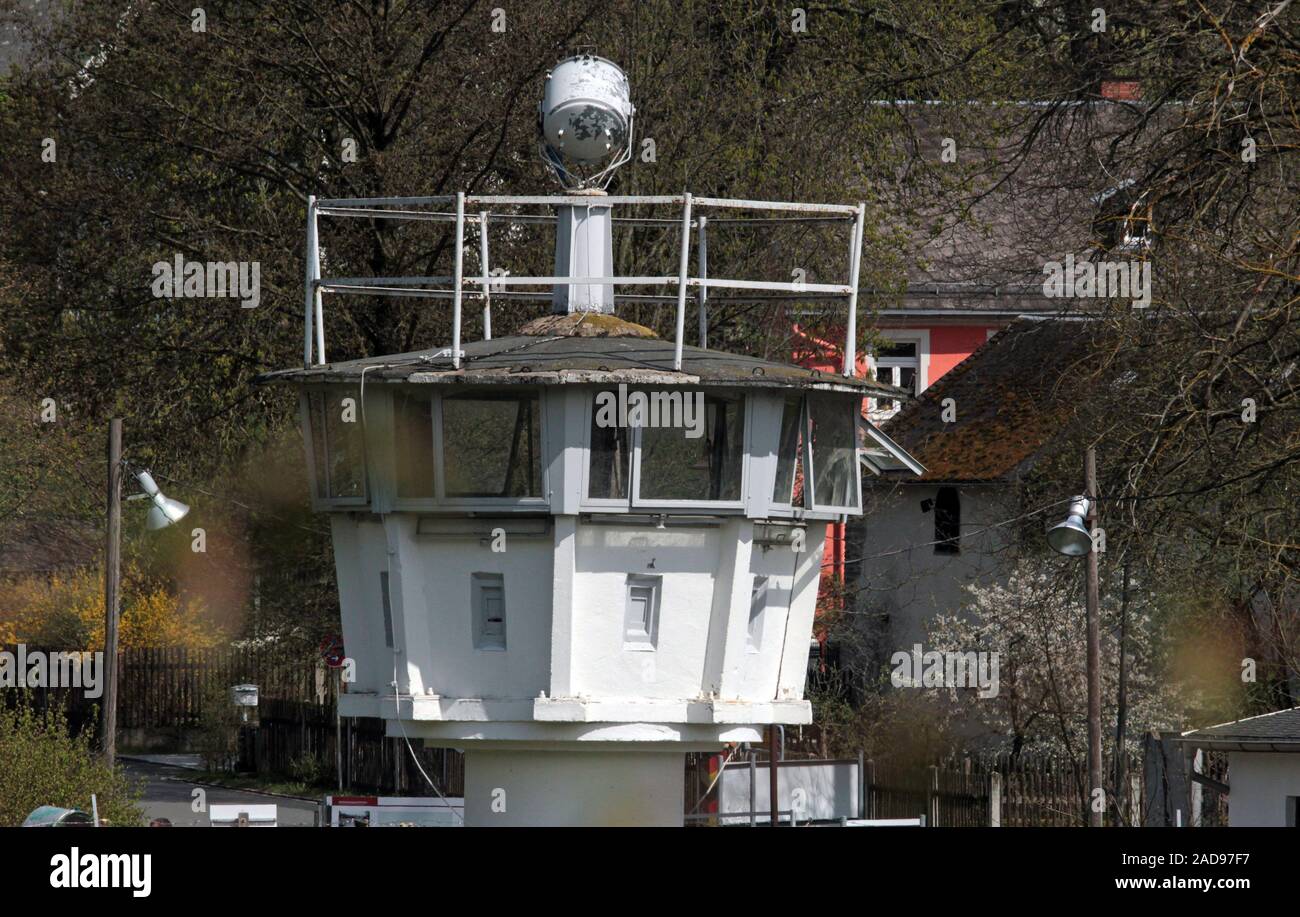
[259,53,922,825]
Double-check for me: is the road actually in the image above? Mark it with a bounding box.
[120,758,321,827]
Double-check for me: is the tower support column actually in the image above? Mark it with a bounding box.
[462,748,687,826]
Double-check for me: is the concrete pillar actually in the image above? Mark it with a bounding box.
[462,748,686,826]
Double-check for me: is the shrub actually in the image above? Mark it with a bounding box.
[0,700,142,827]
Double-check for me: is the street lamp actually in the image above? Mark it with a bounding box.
[1047,495,1092,556]
[101,419,189,765]
[1047,448,1103,827]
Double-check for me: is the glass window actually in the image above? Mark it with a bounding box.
[934,487,961,554]
[588,405,630,500]
[772,395,805,506]
[808,394,858,509]
[442,392,542,498]
[639,394,744,502]
[393,389,434,499]
[308,388,365,500]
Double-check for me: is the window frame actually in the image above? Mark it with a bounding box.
[933,486,961,555]
[628,390,750,512]
[805,393,864,515]
[380,387,551,512]
[579,390,634,512]
[867,330,930,422]
[301,387,370,510]
[471,572,507,651]
[623,573,662,651]
[768,394,809,513]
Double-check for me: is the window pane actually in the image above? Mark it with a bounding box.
[899,366,917,396]
[588,405,630,500]
[876,341,916,358]
[307,393,328,499]
[639,394,744,502]
[809,395,858,509]
[772,395,803,505]
[442,393,542,498]
[312,387,365,500]
[393,390,434,499]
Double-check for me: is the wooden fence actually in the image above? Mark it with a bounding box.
[0,644,463,798]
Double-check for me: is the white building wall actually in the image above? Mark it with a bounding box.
[572,523,720,699]
[1226,752,1300,827]
[856,484,1016,655]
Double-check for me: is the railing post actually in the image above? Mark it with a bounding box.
[304,195,318,366]
[479,210,492,341]
[989,771,1002,827]
[697,214,708,349]
[452,191,465,370]
[673,193,694,371]
[843,202,865,376]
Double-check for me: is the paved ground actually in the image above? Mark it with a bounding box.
[120,758,321,827]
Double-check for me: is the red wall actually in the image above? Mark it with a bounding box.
[927,325,999,383]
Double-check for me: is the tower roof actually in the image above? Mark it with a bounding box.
[259,333,904,397]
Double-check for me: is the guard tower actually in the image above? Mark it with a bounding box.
[260,54,922,826]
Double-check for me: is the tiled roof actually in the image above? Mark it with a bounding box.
[1181,707,1300,747]
[875,319,1095,482]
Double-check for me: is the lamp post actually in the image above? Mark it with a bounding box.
[101,418,190,764]
[1046,446,1103,827]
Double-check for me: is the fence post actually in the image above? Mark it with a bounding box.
[989,771,1002,827]
[857,750,866,820]
[928,765,940,827]
[1129,773,1142,827]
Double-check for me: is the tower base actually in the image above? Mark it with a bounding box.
[462,748,686,826]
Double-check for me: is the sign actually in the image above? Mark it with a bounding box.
[325,795,463,827]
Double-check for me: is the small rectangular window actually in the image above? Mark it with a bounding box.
[639,394,744,502]
[472,572,506,651]
[748,576,769,651]
[393,389,434,499]
[442,392,542,498]
[379,571,394,648]
[308,388,366,500]
[934,486,961,555]
[624,574,661,650]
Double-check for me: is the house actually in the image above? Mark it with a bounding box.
[846,318,1097,673]
[1178,707,1300,827]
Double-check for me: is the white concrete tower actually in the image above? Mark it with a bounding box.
[263,54,922,826]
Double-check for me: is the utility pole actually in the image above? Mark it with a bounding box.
[101,418,123,765]
[1084,447,1103,827]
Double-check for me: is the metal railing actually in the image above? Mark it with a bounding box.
[303,192,866,374]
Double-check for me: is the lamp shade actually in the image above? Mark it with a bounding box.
[133,470,189,529]
[1046,496,1092,556]
[146,496,190,530]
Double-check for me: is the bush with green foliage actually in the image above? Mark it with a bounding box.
[0,701,142,827]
